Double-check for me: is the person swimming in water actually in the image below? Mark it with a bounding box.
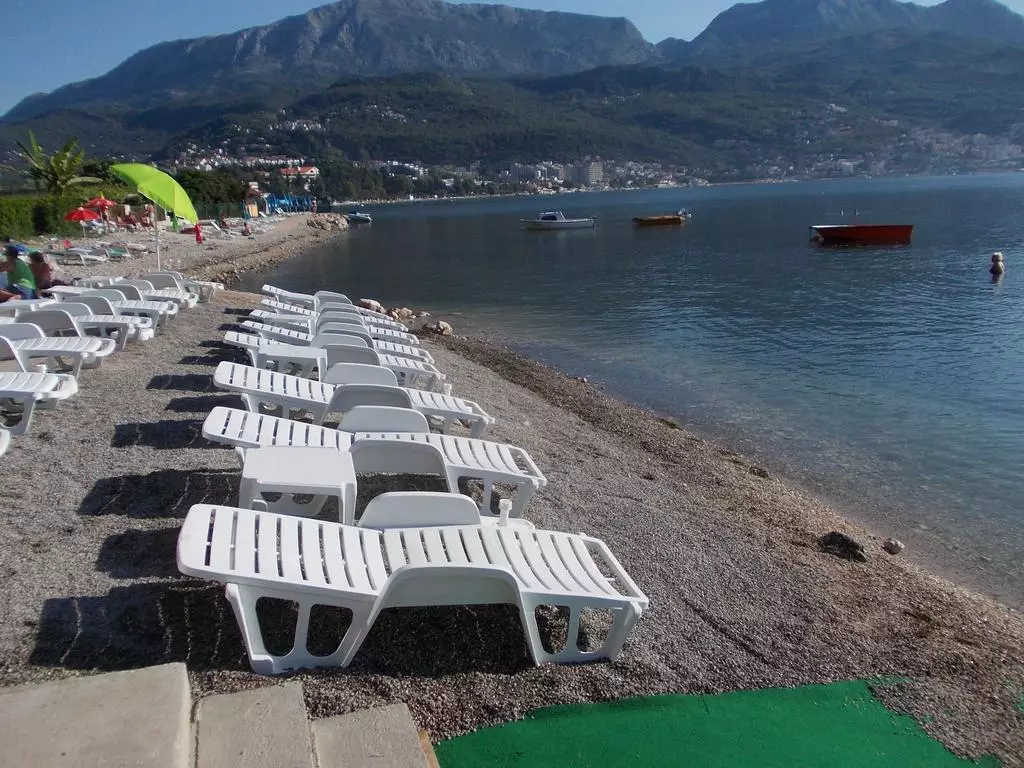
[990,252,1006,277]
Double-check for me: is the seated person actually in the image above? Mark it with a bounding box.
[28,252,67,291]
[0,245,37,302]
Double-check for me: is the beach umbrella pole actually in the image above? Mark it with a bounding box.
[156,207,161,271]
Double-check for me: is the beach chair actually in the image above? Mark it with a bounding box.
[17,307,141,351]
[261,285,394,323]
[110,280,198,309]
[142,272,222,303]
[258,300,410,332]
[248,310,419,345]
[59,302,154,343]
[0,323,117,377]
[80,290,177,326]
[0,371,79,434]
[63,296,158,339]
[223,331,444,390]
[202,405,546,519]
[240,321,432,364]
[213,361,493,437]
[177,500,648,673]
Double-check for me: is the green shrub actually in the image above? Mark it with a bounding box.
[0,196,37,238]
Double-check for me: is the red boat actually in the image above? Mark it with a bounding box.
[810,224,913,245]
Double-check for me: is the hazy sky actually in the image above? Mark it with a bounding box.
[2,0,1022,115]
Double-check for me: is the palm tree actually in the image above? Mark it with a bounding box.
[10,132,99,197]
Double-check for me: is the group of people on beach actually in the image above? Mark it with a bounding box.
[0,244,66,303]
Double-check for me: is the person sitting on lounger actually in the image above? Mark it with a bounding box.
[28,252,67,291]
[0,245,37,302]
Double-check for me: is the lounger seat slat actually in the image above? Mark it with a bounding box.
[483,527,539,589]
[422,528,448,564]
[279,518,303,582]
[441,528,470,564]
[363,532,389,590]
[322,525,348,587]
[402,529,429,567]
[234,508,258,577]
[209,507,237,571]
[552,532,612,596]
[382,529,407,571]
[537,531,588,592]
[343,528,373,592]
[569,537,621,596]
[258,515,282,579]
[459,527,489,564]
[514,529,564,591]
[301,520,327,586]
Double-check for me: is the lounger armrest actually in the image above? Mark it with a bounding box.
[577,535,649,606]
[510,446,548,487]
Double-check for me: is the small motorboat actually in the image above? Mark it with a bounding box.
[810,224,913,245]
[633,209,692,227]
[522,211,596,231]
[346,210,372,224]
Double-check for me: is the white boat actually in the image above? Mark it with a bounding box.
[521,211,596,231]
[346,210,372,224]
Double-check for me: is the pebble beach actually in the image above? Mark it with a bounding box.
[0,222,1021,765]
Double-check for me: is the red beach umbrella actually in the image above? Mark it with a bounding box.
[85,194,117,210]
[64,206,100,222]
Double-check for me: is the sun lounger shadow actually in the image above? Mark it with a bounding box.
[147,373,215,392]
[166,394,241,413]
[111,420,217,450]
[178,354,234,367]
[340,604,534,676]
[218,322,244,332]
[79,468,237,518]
[198,339,234,350]
[29,582,248,672]
[222,307,251,316]
[97,528,181,579]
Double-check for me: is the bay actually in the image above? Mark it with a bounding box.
[239,174,1024,605]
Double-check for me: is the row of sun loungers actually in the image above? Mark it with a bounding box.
[176,284,649,675]
[0,271,220,451]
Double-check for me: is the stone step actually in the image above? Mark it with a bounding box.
[311,703,429,768]
[0,662,191,768]
[194,682,313,768]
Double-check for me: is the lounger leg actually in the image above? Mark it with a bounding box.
[509,483,538,519]
[225,583,279,674]
[480,478,494,516]
[469,418,487,439]
[1,398,38,436]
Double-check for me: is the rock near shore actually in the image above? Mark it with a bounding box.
[307,214,350,231]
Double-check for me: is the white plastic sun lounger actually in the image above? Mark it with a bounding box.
[59,297,156,341]
[142,272,222,303]
[20,306,145,351]
[202,406,546,518]
[223,332,445,391]
[250,310,418,344]
[261,285,394,322]
[214,361,493,437]
[260,299,409,332]
[177,500,648,673]
[240,321,432,364]
[0,323,117,377]
[81,290,178,326]
[0,371,79,434]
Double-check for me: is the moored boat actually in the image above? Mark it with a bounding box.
[810,224,913,245]
[522,211,596,231]
[633,209,692,227]
[346,210,372,224]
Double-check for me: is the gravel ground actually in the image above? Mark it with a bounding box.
[0,294,1020,764]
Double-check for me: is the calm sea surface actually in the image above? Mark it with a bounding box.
[239,175,1024,604]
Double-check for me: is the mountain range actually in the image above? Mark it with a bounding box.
[3,0,1024,172]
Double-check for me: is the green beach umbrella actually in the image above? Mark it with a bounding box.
[110,163,199,269]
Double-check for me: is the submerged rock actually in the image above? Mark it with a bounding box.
[818,531,868,562]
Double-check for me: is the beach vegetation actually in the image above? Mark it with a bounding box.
[6,132,101,197]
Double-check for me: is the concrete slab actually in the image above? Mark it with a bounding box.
[195,682,313,768]
[0,662,191,768]
[312,704,427,768]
